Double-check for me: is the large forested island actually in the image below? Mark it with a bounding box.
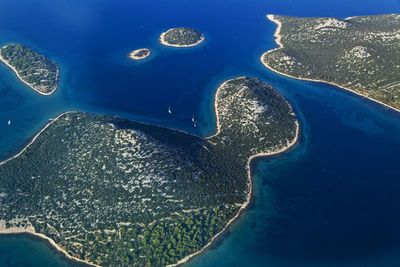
[0,77,298,266]
[160,27,204,47]
[262,14,400,111]
[0,44,58,95]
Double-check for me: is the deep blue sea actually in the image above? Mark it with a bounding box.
[1,0,400,266]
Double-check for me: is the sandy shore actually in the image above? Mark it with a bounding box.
[169,78,300,267]
[0,46,57,96]
[262,15,400,113]
[344,16,357,20]
[0,223,96,266]
[129,48,151,60]
[267,15,283,47]
[159,29,205,48]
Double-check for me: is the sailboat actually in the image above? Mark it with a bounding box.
[168,106,172,114]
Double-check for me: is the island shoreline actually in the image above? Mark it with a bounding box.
[0,232,90,266]
[129,48,151,60]
[0,230,95,266]
[262,14,400,114]
[0,78,300,267]
[159,29,205,48]
[0,46,58,96]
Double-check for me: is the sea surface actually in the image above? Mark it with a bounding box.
[1,0,400,266]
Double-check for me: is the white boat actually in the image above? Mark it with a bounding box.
[193,121,197,128]
[168,106,172,114]
[192,115,195,122]
[8,120,11,125]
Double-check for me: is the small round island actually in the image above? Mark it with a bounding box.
[129,48,151,60]
[160,27,204,47]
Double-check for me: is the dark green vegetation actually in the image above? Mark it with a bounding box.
[262,14,400,110]
[0,77,297,266]
[161,28,204,47]
[0,44,58,94]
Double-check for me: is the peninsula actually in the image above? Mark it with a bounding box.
[0,77,298,266]
[0,44,58,95]
[160,27,204,47]
[129,48,151,60]
[262,14,400,112]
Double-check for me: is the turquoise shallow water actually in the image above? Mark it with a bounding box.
[0,0,400,266]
